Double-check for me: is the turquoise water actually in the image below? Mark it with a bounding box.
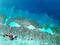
[0,0,60,45]
[0,0,60,26]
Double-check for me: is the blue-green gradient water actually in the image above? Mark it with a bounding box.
[0,0,60,26]
[0,0,60,45]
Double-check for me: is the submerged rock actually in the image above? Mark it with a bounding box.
[0,15,11,35]
[0,15,60,45]
[0,23,11,35]
[7,16,42,28]
[6,16,60,45]
[0,15,6,24]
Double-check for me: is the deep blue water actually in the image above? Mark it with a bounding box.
[0,0,60,25]
[5,0,60,20]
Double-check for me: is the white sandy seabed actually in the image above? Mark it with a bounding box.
[0,36,41,45]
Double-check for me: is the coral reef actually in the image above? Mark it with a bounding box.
[0,15,60,45]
